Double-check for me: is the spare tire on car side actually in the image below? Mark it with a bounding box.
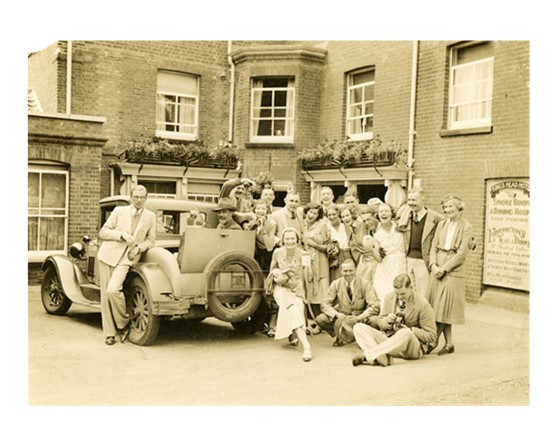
[204,251,264,323]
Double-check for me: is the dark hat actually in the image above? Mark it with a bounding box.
[213,198,237,212]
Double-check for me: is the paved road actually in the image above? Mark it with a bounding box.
[27,286,529,405]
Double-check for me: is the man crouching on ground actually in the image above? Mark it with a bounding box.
[352,273,436,367]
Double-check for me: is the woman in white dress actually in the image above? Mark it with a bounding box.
[372,203,407,308]
[270,228,312,362]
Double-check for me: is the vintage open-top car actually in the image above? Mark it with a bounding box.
[41,196,267,345]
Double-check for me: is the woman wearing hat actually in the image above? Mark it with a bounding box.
[425,195,473,356]
[269,227,312,362]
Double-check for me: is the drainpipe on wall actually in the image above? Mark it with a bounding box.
[66,40,72,115]
[407,40,418,189]
[227,40,235,143]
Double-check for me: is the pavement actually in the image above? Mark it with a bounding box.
[25,285,530,406]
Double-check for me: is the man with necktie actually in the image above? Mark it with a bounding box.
[396,187,443,300]
[352,273,436,367]
[97,185,156,345]
[316,259,380,347]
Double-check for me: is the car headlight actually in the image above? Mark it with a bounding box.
[69,242,86,260]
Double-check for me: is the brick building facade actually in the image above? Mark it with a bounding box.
[28,40,529,310]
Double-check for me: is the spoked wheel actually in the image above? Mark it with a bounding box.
[127,277,161,346]
[41,266,72,315]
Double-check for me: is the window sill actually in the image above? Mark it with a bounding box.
[439,126,493,137]
[155,131,198,142]
[245,142,296,149]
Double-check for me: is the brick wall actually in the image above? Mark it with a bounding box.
[231,44,326,202]
[319,41,414,148]
[28,43,60,113]
[413,41,530,306]
[28,114,106,285]
[53,40,233,197]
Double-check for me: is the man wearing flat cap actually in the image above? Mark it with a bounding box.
[213,198,243,230]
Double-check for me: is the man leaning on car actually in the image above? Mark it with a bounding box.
[97,185,156,345]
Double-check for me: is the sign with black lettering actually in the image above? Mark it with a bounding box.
[483,177,529,291]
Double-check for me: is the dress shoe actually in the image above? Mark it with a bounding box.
[120,325,131,343]
[302,348,312,362]
[437,345,455,356]
[105,336,116,346]
[267,327,276,338]
[332,337,345,347]
[374,354,391,367]
[352,355,367,367]
[426,343,438,355]
[288,333,298,347]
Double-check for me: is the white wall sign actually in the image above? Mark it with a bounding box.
[483,178,529,291]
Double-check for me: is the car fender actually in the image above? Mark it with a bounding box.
[128,262,175,304]
[139,247,181,296]
[42,255,92,306]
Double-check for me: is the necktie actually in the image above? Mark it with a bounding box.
[131,209,141,234]
[412,212,419,223]
[347,283,353,301]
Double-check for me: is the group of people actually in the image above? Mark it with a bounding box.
[97,179,473,369]
[213,179,473,365]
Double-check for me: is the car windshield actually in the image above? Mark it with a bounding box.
[156,210,209,235]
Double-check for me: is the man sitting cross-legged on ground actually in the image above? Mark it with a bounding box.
[316,259,380,347]
[352,273,436,366]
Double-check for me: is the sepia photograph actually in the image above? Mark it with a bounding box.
[9,2,553,445]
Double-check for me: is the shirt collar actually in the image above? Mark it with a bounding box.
[414,207,427,222]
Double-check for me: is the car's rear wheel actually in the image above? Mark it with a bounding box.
[127,277,161,346]
[206,252,263,323]
[41,266,72,315]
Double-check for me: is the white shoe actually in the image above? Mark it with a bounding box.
[302,348,312,362]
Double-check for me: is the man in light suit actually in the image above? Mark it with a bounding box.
[396,187,443,300]
[97,185,156,345]
[316,259,380,347]
[271,192,305,245]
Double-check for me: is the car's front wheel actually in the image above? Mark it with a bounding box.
[41,265,72,315]
[126,276,161,346]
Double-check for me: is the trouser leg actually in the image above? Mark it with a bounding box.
[99,261,116,337]
[359,327,423,363]
[353,323,388,363]
[104,263,131,334]
[407,258,429,300]
[315,313,335,337]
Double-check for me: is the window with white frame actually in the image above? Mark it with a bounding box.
[186,182,220,203]
[156,71,199,140]
[28,165,69,259]
[346,68,375,140]
[448,41,494,130]
[250,77,295,142]
[138,179,177,198]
